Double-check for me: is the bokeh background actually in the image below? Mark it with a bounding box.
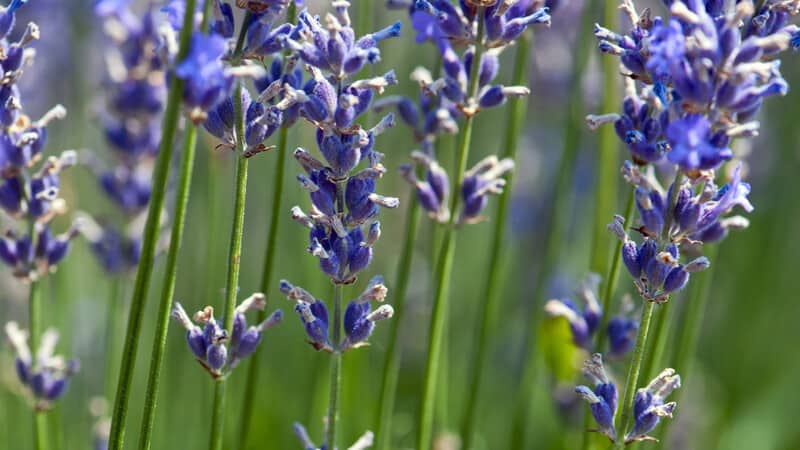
[1,0,799,449]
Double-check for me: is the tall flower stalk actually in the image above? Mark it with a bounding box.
[460,31,530,450]
[575,1,800,447]
[237,4,299,447]
[106,0,199,447]
[136,5,219,448]
[401,2,550,448]
[275,3,403,448]
[0,2,80,449]
[84,0,169,412]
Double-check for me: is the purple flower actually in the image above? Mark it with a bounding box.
[576,354,618,442]
[626,368,680,443]
[5,321,79,410]
[175,32,233,123]
[171,294,281,377]
[665,114,732,171]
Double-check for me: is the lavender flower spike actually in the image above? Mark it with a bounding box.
[5,321,79,411]
[575,353,618,442]
[625,368,681,444]
[170,294,281,378]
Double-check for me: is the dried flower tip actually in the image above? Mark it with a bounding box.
[293,147,325,172]
[290,206,315,228]
[5,321,31,363]
[193,306,215,324]
[583,353,610,385]
[366,304,394,322]
[357,275,387,303]
[236,293,266,314]
[348,431,375,450]
[258,309,283,331]
[608,215,628,241]
[170,303,196,330]
[684,257,710,273]
[368,193,400,208]
[36,105,67,127]
[351,71,398,94]
[410,66,433,86]
[720,215,750,230]
[369,113,395,136]
[586,113,620,131]
[366,221,381,246]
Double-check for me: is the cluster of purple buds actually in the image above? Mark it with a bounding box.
[611,216,710,303]
[592,0,799,172]
[399,0,552,47]
[0,149,79,280]
[624,161,754,245]
[278,3,400,287]
[400,150,450,223]
[576,353,680,444]
[85,1,168,274]
[294,421,373,450]
[171,294,282,378]
[545,274,638,358]
[374,66,460,145]
[5,321,79,411]
[280,277,394,352]
[175,32,235,123]
[281,5,401,80]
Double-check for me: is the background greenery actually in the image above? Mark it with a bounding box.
[1,0,799,449]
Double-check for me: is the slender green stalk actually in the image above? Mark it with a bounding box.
[374,192,420,450]
[579,189,635,450]
[237,10,297,447]
[237,124,290,449]
[460,33,530,450]
[589,0,621,276]
[509,3,595,446]
[209,380,228,450]
[640,301,672,382]
[29,278,47,450]
[104,279,124,402]
[106,0,197,447]
[418,13,485,449]
[613,301,655,450]
[138,125,198,450]
[207,12,252,450]
[660,244,718,445]
[594,189,636,349]
[327,283,344,449]
[34,410,48,450]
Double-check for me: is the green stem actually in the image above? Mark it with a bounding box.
[509,3,595,445]
[613,301,655,450]
[589,0,621,276]
[640,301,672,382]
[327,282,344,449]
[104,279,124,402]
[34,410,48,450]
[106,0,197,447]
[208,380,227,450]
[417,11,484,444]
[30,278,47,450]
[237,124,290,450]
[207,12,252,450]
[594,189,636,349]
[460,32,530,450]
[661,244,718,445]
[374,192,420,450]
[138,124,198,450]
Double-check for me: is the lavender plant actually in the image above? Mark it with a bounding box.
[275,2,402,447]
[576,1,800,447]
[0,2,80,448]
[399,2,550,448]
[82,1,167,276]
[159,2,302,450]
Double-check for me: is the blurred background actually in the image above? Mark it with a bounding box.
[1,0,799,449]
